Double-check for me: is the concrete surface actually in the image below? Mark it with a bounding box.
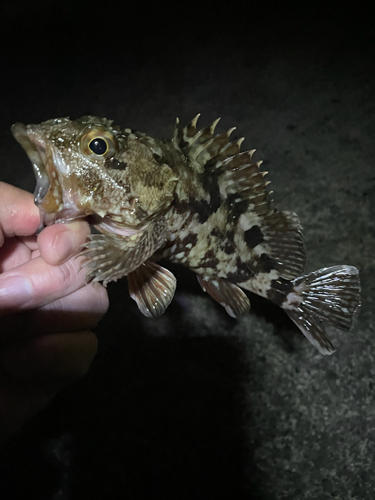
[0,1,374,498]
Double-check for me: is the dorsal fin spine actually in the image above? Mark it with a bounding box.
[191,113,201,129]
[210,117,221,134]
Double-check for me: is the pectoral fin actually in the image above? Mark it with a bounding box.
[80,217,168,285]
[128,261,177,317]
[197,276,251,317]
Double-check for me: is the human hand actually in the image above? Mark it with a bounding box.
[0,182,109,442]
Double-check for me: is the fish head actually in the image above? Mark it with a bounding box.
[11,116,178,229]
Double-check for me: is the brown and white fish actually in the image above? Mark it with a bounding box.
[11,115,360,354]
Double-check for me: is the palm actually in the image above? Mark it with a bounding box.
[0,183,108,443]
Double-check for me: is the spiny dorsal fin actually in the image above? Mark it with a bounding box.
[173,115,244,169]
[219,153,272,216]
[174,116,273,214]
[183,115,221,145]
[172,117,183,146]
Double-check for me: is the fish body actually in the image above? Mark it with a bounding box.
[12,115,360,354]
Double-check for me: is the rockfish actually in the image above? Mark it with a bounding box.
[12,115,361,354]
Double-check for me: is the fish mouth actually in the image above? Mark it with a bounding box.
[11,123,83,226]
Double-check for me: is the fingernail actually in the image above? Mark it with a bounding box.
[53,231,77,263]
[0,276,33,310]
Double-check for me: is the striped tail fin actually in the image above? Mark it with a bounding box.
[283,265,361,354]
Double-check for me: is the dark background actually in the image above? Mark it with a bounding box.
[1,1,374,498]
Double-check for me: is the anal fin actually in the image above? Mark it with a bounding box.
[128,261,177,317]
[197,276,250,318]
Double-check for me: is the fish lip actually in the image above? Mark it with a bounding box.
[11,122,51,207]
[11,122,80,227]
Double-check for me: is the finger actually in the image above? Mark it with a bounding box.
[38,220,91,266]
[0,183,40,246]
[0,331,98,382]
[0,253,88,313]
[36,282,109,331]
[0,237,32,272]
[20,234,39,252]
[0,283,109,341]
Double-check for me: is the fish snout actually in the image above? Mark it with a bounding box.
[12,122,64,224]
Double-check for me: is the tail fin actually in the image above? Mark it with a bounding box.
[283,265,361,355]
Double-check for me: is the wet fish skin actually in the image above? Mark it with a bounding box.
[12,115,361,354]
[12,116,177,227]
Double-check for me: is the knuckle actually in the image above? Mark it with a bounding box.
[56,259,79,289]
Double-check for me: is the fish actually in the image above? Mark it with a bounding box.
[11,114,361,354]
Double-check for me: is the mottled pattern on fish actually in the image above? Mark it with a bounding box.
[12,114,361,355]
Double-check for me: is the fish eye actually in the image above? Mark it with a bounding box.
[81,128,117,158]
[89,137,108,156]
